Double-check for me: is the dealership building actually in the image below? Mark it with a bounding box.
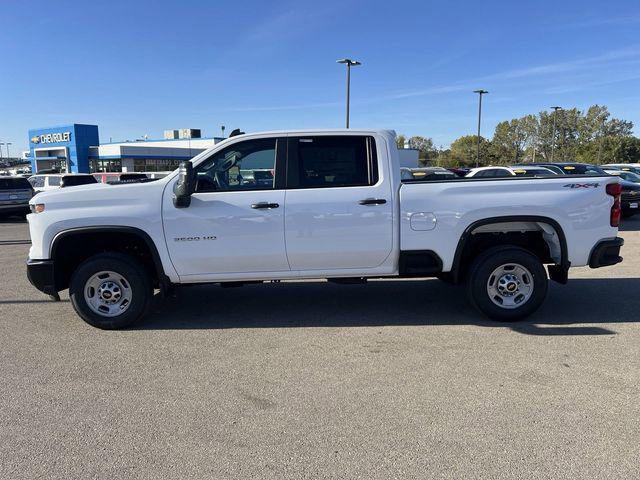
[28,124,222,174]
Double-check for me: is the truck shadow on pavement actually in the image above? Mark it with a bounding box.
[137,277,640,336]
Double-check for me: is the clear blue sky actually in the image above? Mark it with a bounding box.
[2,0,640,153]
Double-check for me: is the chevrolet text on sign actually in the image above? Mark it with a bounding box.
[31,132,71,144]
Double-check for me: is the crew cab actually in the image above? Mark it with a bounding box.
[26,129,625,329]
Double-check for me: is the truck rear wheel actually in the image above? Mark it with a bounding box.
[467,247,548,321]
[69,253,152,329]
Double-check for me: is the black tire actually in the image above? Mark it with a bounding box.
[466,246,548,322]
[69,253,152,329]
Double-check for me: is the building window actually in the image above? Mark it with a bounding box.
[133,158,182,172]
[90,159,122,173]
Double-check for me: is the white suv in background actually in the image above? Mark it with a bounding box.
[28,174,98,193]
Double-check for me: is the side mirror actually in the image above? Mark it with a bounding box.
[173,161,196,208]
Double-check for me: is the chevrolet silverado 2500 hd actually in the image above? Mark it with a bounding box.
[26,130,624,329]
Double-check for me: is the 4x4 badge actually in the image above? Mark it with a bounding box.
[563,183,599,189]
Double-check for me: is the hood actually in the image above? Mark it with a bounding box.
[29,179,166,209]
[31,182,108,201]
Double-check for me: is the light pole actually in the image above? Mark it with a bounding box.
[0,143,4,164]
[473,89,488,167]
[221,125,225,138]
[550,106,562,162]
[337,58,361,128]
[5,143,11,162]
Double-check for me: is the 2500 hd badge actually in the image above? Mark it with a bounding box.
[174,236,217,242]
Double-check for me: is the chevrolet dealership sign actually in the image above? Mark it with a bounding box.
[31,131,71,144]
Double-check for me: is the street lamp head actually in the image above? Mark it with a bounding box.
[551,106,563,111]
[337,58,361,66]
[473,89,489,94]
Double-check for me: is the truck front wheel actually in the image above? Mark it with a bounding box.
[69,253,153,329]
[467,247,548,321]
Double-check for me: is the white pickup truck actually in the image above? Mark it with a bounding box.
[26,129,624,329]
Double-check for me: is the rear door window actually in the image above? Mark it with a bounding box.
[287,136,378,188]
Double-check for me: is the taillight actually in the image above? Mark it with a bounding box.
[606,182,622,227]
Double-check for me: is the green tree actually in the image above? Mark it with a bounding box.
[450,135,491,166]
[396,134,406,149]
[408,136,439,166]
[491,116,535,164]
[581,136,640,164]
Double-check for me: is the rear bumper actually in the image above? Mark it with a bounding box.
[589,237,624,269]
[26,259,57,295]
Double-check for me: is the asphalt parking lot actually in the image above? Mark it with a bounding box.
[1,217,639,479]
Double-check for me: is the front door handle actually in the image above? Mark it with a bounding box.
[359,198,387,205]
[251,202,280,209]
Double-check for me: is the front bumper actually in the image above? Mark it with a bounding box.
[26,259,57,295]
[589,237,624,269]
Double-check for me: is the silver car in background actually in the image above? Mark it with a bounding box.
[0,176,34,218]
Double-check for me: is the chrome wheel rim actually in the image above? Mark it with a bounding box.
[84,271,132,317]
[486,263,534,309]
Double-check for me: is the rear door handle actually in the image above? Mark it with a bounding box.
[251,202,280,209]
[359,198,387,205]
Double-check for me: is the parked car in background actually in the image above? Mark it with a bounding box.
[602,164,640,175]
[513,164,564,175]
[447,167,470,177]
[526,163,607,176]
[401,167,458,181]
[604,170,640,184]
[239,169,275,187]
[618,180,640,217]
[28,174,98,193]
[465,166,515,178]
[0,176,34,218]
[146,171,171,180]
[93,172,150,184]
[510,166,558,177]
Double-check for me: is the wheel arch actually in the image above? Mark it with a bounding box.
[450,215,569,284]
[50,226,170,292]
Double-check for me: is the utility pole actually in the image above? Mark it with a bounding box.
[337,58,362,128]
[473,90,488,167]
[550,106,562,162]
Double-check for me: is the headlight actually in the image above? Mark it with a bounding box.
[30,203,45,213]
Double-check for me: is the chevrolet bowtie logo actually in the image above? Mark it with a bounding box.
[31,136,40,144]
